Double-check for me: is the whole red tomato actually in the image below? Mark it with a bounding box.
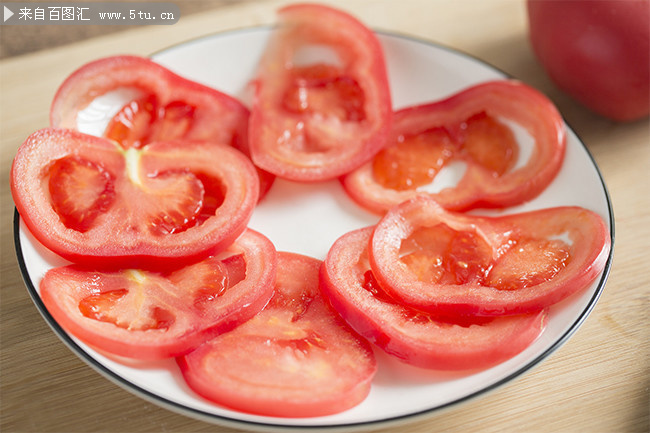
[527,0,649,121]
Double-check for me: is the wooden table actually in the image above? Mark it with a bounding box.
[1,1,648,431]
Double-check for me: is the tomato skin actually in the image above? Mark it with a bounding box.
[320,227,547,370]
[527,0,650,121]
[11,128,259,268]
[369,196,611,316]
[178,252,376,417]
[249,3,392,182]
[39,229,276,360]
[50,54,275,198]
[342,80,566,213]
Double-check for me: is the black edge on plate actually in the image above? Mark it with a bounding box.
[13,26,615,432]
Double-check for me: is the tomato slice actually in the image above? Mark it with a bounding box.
[50,55,247,149]
[40,229,276,360]
[248,3,392,181]
[50,54,274,199]
[320,227,547,370]
[342,80,566,213]
[369,196,611,316]
[11,128,259,268]
[178,252,376,417]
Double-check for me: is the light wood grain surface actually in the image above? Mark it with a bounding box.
[1,1,648,432]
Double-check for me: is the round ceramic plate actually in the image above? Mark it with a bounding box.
[15,27,614,431]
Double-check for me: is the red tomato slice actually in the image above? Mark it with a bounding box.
[248,3,392,181]
[50,55,275,199]
[178,252,376,417]
[342,80,566,213]
[320,227,547,370]
[39,229,276,360]
[369,196,611,316]
[50,55,248,150]
[11,128,259,268]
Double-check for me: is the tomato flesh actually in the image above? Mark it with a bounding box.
[48,156,116,232]
[459,112,518,176]
[178,252,376,417]
[320,226,547,370]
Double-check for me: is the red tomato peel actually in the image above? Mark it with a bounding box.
[527,0,650,121]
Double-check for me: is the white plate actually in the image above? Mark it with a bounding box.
[15,27,614,431]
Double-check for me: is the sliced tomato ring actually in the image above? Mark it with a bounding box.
[39,229,276,360]
[342,80,566,213]
[249,3,392,181]
[369,196,611,316]
[178,252,376,417]
[50,54,275,199]
[50,55,249,150]
[11,128,259,268]
[320,227,547,370]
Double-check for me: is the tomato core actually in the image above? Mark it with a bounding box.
[282,64,366,122]
[486,238,570,290]
[105,94,197,149]
[398,223,571,291]
[372,127,456,190]
[400,224,493,285]
[78,287,175,331]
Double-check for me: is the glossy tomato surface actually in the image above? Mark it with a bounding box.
[50,54,275,198]
[40,229,277,360]
[369,196,611,316]
[321,227,547,370]
[343,80,566,213]
[249,3,392,181]
[528,0,650,121]
[11,128,259,267]
[178,252,376,417]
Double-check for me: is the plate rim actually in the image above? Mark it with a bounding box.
[12,25,615,431]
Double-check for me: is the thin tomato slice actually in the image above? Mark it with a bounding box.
[342,80,566,213]
[320,227,547,370]
[369,196,611,316]
[11,128,259,268]
[249,4,392,181]
[50,55,249,150]
[50,55,274,199]
[178,252,376,417]
[40,229,277,360]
